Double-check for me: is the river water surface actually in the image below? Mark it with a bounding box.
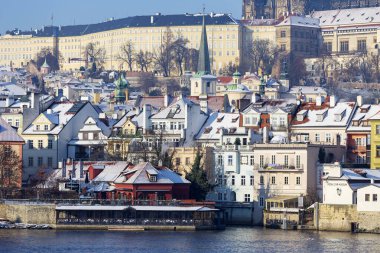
[0,227,379,253]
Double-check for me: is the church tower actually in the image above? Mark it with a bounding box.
[190,14,217,97]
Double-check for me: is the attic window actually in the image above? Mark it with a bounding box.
[217,116,224,122]
[204,127,213,134]
[229,128,237,134]
[149,175,157,182]
[231,116,239,123]
[352,120,360,126]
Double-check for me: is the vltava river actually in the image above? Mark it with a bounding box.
[0,227,379,253]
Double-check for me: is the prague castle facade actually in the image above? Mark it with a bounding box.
[0,14,241,72]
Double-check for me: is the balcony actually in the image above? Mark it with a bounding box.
[271,125,288,131]
[254,164,304,172]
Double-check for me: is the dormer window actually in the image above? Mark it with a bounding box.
[93,133,99,140]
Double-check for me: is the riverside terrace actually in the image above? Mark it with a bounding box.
[0,199,225,231]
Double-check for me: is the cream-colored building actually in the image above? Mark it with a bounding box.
[0,13,242,74]
[310,7,380,56]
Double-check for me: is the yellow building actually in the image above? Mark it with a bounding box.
[370,113,380,169]
[0,13,242,73]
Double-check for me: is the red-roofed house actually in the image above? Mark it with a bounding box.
[113,162,190,201]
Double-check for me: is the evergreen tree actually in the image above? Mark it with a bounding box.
[185,151,211,201]
[318,147,326,163]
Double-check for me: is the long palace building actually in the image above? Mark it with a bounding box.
[0,13,241,72]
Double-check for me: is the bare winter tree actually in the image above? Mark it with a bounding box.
[154,28,175,77]
[219,62,238,76]
[139,72,156,93]
[313,51,339,84]
[84,42,106,69]
[185,48,199,72]
[0,145,21,197]
[117,41,135,71]
[248,39,278,74]
[135,50,154,72]
[171,35,189,76]
[34,47,62,71]
[370,51,380,83]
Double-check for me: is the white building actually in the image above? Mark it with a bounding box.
[208,143,319,225]
[321,163,380,205]
[21,102,109,180]
[196,112,252,146]
[357,184,380,212]
[146,96,208,147]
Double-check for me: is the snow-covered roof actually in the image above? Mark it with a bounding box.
[92,161,129,182]
[151,97,197,120]
[347,104,380,132]
[0,82,27,97]
[196,112,246,141]
[0,117,24,142]
[292,102,355,128]
[23,102,79,135]
[276,16,319,28]
[289,86,327,95]
[114,162,189,185]
[311,7,380,27]
[242,99,297,114]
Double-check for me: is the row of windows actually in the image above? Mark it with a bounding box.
[259,175,301,185]
[27,156,53,167]
[231,175,253,186]
[28,140,53,149]
[365,194,377,202]
[218,154,302,168]
[324,40,368,53]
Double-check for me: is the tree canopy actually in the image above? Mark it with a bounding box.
[185,150,211,201]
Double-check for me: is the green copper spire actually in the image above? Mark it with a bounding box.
[197,14,211,75]
[114,73,129,103]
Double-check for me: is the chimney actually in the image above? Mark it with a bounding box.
[251,93,259,103]
[199,94,208,114]
[316,96,322,107]
[62,159,66,178]
[263,126,269,144]
[143,104,152,133]
[371,178,375,184]
[330,95,336,108]
[30,91,40,110]
[357,95,363,107]
[99,113,106,119]
[164,94,169,107]
[150,16,155,24]
[80,160,84,178]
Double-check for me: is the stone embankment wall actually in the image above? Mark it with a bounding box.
[0,203,56,224]
[317,203,380,233]
[317,204,358,232]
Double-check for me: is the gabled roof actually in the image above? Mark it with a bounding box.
[151,97,197,120]
[187,95,229,113]
[114,162,189,185]
[23,102,88,135]
[0,117,24,143]
[196,112,245,141]
[92,162,130,183]
[292,102,355,127]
